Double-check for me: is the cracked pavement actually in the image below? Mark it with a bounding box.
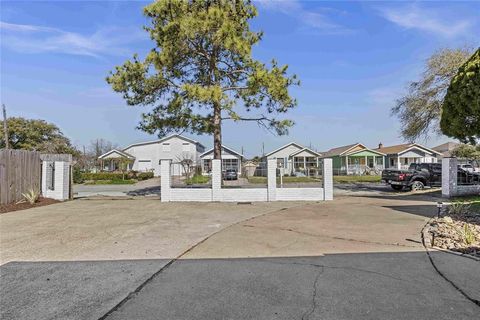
[104,196,479,319]
[1,195,479,319]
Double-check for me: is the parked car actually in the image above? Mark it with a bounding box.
[459,164,475,173]
[382,163,477,191]
[223,169,238,180]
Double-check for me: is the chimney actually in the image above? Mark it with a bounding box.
[378,142,383,149]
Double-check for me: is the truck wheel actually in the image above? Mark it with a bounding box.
[391,185,403,191]
[410,181,424,191]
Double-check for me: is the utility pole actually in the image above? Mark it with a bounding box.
[2,104,9,149]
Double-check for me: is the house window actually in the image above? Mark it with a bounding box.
[276,158,285,168]
[222,159,238,171]
[390,158,395,167]
[182,143,190,152]
[47,162,55,190]
[203,159,212,173]
[162,143,170,151]
[404,158,409,165]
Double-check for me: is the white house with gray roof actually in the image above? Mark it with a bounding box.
[263,142,322,175]
[98,134,205,176]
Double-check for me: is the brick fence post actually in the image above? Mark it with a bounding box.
[212,159,221,201]
[160,159,171,202]
[323,158,333,200]
[442,157,457,198]
[267,159,276,201]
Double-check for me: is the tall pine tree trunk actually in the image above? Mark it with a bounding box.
[213,102,222,160]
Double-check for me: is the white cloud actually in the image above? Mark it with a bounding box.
[0,21,147,57]
[377,4,472,38]
[256,0,353,35]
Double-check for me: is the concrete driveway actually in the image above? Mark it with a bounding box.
[1,195,478,319]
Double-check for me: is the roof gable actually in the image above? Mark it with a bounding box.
[322,143,364,157]
[200,145,243,158]
[98,149,135,160]
[375,143,441,156]
[123,134,204,151]
[265,142,304,157]
[289,148,322,157]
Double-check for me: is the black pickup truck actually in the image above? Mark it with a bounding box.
[382,163,476,191]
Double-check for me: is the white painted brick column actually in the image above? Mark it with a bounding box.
[160,159,171,202]
[55,161,70,200]
[442,157,457,198]
[211,159,222,201]
[267,159,276,201]
[41,161,48,196]
[323,158,333,200]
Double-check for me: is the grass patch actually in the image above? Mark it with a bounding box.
[84,179,136,185]
[186,174,210,185]
[247,176,320,184]
[333,175,382,184]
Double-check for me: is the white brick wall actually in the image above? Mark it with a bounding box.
[442,157,480,197]
[170,189,212,202]
[323,158,333,200]
[41,161,70,201]
[211,159,222,201]
[276,188,323,201]
[160,156,334,202]
[219,189,268,202]
[160,159,171,202]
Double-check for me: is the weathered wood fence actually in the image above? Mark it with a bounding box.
[0,149,42,204]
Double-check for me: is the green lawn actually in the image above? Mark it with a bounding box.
[186,174,210,185]
[333,175,382,184]
[84,179,136,185]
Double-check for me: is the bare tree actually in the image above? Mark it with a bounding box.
[392,47,473,142]
[176,152,196,181]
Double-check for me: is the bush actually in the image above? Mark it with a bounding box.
[448,202,471,215]
[73,166,84,184]
[81,172,125,181]
[137,172,154,181]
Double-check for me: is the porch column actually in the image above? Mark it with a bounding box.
[345,155,349,174]
[373,156,377,167]
[303,157,306,175]
[365,156,367,168]
[397,156,401,169]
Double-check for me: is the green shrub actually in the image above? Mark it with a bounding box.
[81,172,125,181]
[137,172,154,180]
[73,166,84,184]
[448,202,471,216]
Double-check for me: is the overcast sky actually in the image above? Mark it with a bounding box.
[1,0,479,157]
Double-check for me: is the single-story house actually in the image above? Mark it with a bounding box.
[200,145,244,175]
[98,134,205,176]
[432,142,461,159]
[263,142,322,175]
[374,143,442,170]
[321,143,386,175]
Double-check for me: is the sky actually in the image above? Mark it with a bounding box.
[1,0,479,157]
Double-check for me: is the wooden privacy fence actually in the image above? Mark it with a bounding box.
[0,149,42,204]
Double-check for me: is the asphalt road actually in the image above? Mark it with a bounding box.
[104,253,478,320]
